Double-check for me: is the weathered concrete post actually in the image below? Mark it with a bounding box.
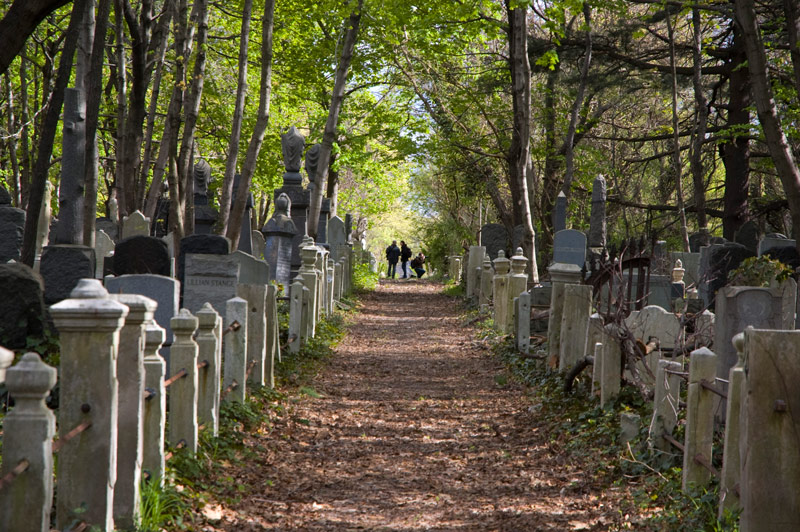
[600,324,622,408]
[222,297,248,403]
[682,347,717,490]
[479,255,493,311]
[168,309,199,453]
[467,246,486,303]
[649,359,682,453]
[299,241,319,337]
[719,331,745,517]
[265,284,280,386]
[288,279,304,354]
[492,251,511,332]
[508,248,528,330]
[109,293,156,530]
[515,291,531,354]
[0,353,57,532]
[196,303,222,435]
[547,262,583,368]
[586,314,604,395]
[739,328,800,531]
[326,257,335,316]
[334,261,343,302]
[559,284,592,372]
[50,279,128,531]
[142,322,166,484]
[238,283,267,387]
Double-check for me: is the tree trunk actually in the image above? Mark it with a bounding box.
[0,0,71,76]
[541,65,560,249]
[21,0,88,266]
[226,0,276,249]
[506,0,539,283]
[736,0,800,251]
[689,6,709,235]
[307,0,364,240]
[216,0,254,237]
[666,11,690,252]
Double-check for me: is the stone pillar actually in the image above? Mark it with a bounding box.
[196,303,222,435]
[334,261,343,302]
[492,251,511,332]
[168,309,199,453]
[516,292,531,354]
[559,284,592,372]
[649,359,682,453]
[288,279,303,354]
[263,192,297,289]
[50,279,128,531]
[553,190,567,233]
[588,175,606,248]
[719,331,745,518]
[265,284,280,387]
[600,324,621,408]
[0,353,57,532]
[546,262,582,368]
[508,248,528,329]
[467,246,486,303]
[109,294,156,530]
[739,328,800,531]
[585,313,604,394]
[682,347,717,490]
[326,257,335,316]
[237,283,267,387]
[479,255,494,310]
[222,297,248,403]
[142,322,166,484]
[298,241,319,338]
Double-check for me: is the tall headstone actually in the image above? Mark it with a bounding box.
[553,190,567,233]
[273,127,310,275]
[94,229,115,278]
[481,223,510,260]
[251,230,266,260]
[178,233,230,293]
[263,192,297,288]
[183,254,240,316]
[0,263,52,350]
[40,244,96,305]
[588,175,607,248]
[120,210,150,240]
[734,220,760,254]
[328,216,347,262]
[52,88,85,245]
[552,229,587,268]
[192,159,218,234]
[112,235,171,276]
[698,242,755,309]
[0,185,25,263]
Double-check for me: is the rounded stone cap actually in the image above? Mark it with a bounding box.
[196,302,220,329]
[171,308,198,334]
[50,278,129,332]
[110,293,157,324]
[5,352,57,398]
[144,321,166,353]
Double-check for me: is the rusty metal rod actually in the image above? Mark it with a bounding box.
[664,369,689,380]
[0,459,30,491]
[662,432,685,453]
[53,420,93,453]
[220,379,239,399]
[164,439,187,461]
[700,379,728,400]
[222,320,241,337]
[197,360,209,370]
[163,368,188,388]
[72,521,89,532]
[280,334,298,350]
[244,359,257,380]
[277,296,290,301]
[144,388,156,401]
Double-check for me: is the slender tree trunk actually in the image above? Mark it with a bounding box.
[689,6,709,235]
[216,0,254,237]
[19,54,31,208]
[326,158,339,218]
[21,0,88,266]
[666,12,691,252]
[506,0,539,283]
[307,0,364,240]
[0,0,71,76]
[226,0,276,249]
[541,65,559,249]
[736,0,800,252]
[4,73,21,206]
[112,0,127,218]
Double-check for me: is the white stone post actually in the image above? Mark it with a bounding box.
[516,292,531,354]
[109,293,156,530]
[301,285,312,341]
[546,262,582,368]
[740,328,800,531]
[479,255,493,310]
[334,261,343,302]
[649,359,682,452]
[288,280,304,354]
[326,257,335,316]
[467,246,486,303]
[682,347,717,490]
[509,248,528,330]
[0,352,57,532]
[559,284,592,372]
[492,251,511,332]
[586,313,604,394]
[265,284,280,386]
[168,309,199,453]
[196,303,221,435]
[719,331,745,518]
[142,321,166,485]
[237,283,267,387]
[222,297,248,403]
[50,279,128,531]
[600,324,621,408]
[299,241,319,338]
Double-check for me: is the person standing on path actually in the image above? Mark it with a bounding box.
[400,241,412,278]
[410,252,426,278]
[385,240,400,278]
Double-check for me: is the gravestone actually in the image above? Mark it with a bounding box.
[232,173,254,254]
[689,230,710,252]
[113,235,171,276]
[328,216,347,262]
[466,246,486,302]
[552,229,587,268]
[263,193,297,287]
[553,191,567,233]
[481,223,509,260]
[183,254,240,316]
[105,274,180,354]
[762,244,800,271]
[94,230,115,278]
[95,217,118,242]
[51,88,85,246]
[734,220,760,254]
[624,305,682,349]
[193,159,218,234]
[251,230,266,260]
[273,127,310,275]
[588,174,607,248]
[0,185,25,262]
[40,245,96,305]
[698,242,755,309]
[0,263,53,350]
[231,250,269,285]
[178,234,230,288]
[121,210,150,240]
[344,213,353,243]
[758,235,795,256]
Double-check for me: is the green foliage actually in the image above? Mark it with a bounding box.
[352,261,379,292]
[727,255,793,287]
[139,477,187,532]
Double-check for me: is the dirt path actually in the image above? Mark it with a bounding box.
[211,280,617,531]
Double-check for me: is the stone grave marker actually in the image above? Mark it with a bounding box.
[0,185,25,263]
[263,193,296,287]
[698,242,755,309]
[481,223,509,260]
[734,220,760,254]
[94,230,115,278]
[328,215,346,261]
[251,230,266,260]
[553,191,567,233]
[112,235,171,276]
[589,175,607,248]
[757,235,795,256]
[40,245,96,305]
[178,234,230,288]
[231,250,269,285]
[183,254,240,316]
[552,229,587,268]
[121,210,150,240]
[192,160,218,234]
[0,263,53,350]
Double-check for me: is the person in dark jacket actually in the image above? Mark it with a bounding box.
[385,240,401,278]
[399,241,412,278]
[411,252,426,278]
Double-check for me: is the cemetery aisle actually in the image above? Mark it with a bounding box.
[206,280,620,530]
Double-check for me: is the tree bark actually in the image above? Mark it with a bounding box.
[736,0,800,252]
[0,0,71,76]
[689,6,709,235]
[307,0,364,240]
[226,0,276,249]
[506,0,539,283]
